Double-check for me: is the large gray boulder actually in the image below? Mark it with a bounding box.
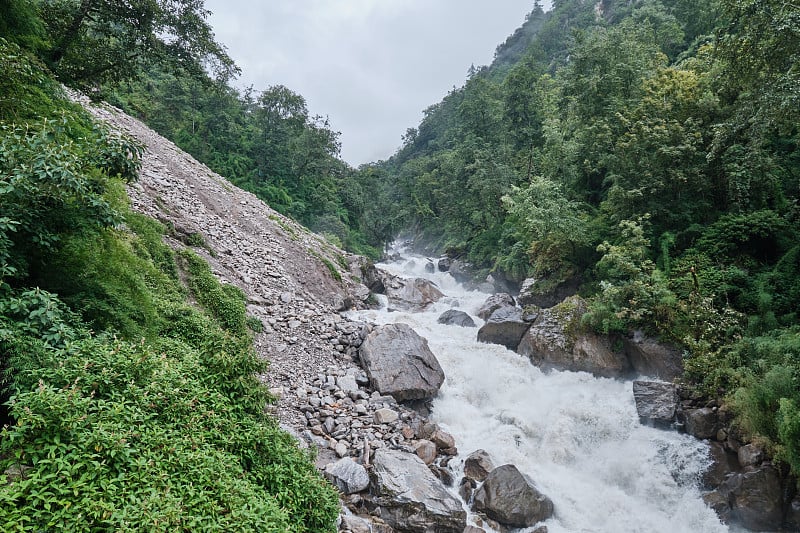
[477,306,533,351]
[359,324,445,401]
[472,464,554,528]
[448,259,473,284]
[517,297,631,378]
[323,458,370,494]
[632,381,678,428]
[381,272,443,311]
[437,309,476,328]
[684,407,720,440]
[477,293,516,320]
[722,465,785,531]
[623,330,683,381]
[517,275,580,309]
[371,448,467,533]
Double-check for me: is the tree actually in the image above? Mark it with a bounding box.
[38,0,237,88]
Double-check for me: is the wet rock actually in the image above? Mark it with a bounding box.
[786,495,800,531]
[623,330,683,381]
[632,381,678,428]
[424,260,435,273]
[371,448,466,533]
[437,309,476,328]
[381,273,444,311]
[477,307,532,351]
[472,464,554,528]
[703,441,740,489]
[437,257,452,272]
[359,324,445,401]
[448,259,473,284]
[459,477,477,503]
[725,465,784,531]
[324,458,370,494]
[464,449,495,483]
[517,297,631,378]
[517,275,580,309]
[477,293,516,320]
[430,429,456,451]
[685,408,720,440]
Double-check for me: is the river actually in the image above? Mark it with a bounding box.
[350,245,730,533]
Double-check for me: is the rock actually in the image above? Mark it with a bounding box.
[632,381,678,428]
[371,448,466,533]
[472,464,554,527]
[448,259,473,284]
[337,375,359,392]
[623,330,683,381]
[477,293,516,320]
[335,441,350,458]
[477,307,532,351]
[517,297,631,378]
[430,429,456,450]
[786,495,800,531]
[414,440,437,465]
[463,526,485,533]
[703,490,731,521]
[725,465,784,531]
[374,408,399,425]
[437,257,452,272]
[459,477,477,503]
[703,441,740,489]
[684,408,719,440]
[517,275,580,309]
[437,309,476,328]
[737,444,764,468]
[424,261,435,273]
[280,291,293,304]
[381,273,444,311]
[464,449,495,483]
[324,458,370,494]
[359,324,445,401]
[340,514,372,533]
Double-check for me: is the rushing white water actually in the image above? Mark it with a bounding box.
[351,247,730,533]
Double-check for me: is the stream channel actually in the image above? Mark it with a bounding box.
[350,244,732,533]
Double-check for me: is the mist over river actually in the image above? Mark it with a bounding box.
[351,245,730,533]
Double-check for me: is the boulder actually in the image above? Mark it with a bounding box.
[477,307,532,351]
[472,464,554,527]
[477,293,516,320]
[448,259,473,284]
[703,441,740,489]
[632,381,678,428]
[324,458,370,494]
[737,444,764,468]
[684,408,720,440]
[424,260,435,273]
[413,440,437,465]
[623,330,683,381]
[786,495,800,531]
[517,297,631,378]
[437,309,476,328]
[437,256,452,272]
[724,465,785,531]
[464,450,495,483]
[359,324,445,401]
[381,273,443,311]
[517,275,580,309]
[371,448,466,533]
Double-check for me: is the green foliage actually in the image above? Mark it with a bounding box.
[37,0,238,88]
[179,250,248,337]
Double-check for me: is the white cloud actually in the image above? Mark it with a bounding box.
[204,1,546,166]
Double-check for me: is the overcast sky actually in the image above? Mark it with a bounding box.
[204,1,548,167]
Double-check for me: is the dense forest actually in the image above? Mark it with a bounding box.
[2,0,800,526]
[0,1,338,529]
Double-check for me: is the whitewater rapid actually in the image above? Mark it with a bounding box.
[350,249,729,533]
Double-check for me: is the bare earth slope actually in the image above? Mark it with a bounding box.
[79,96,372,430]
